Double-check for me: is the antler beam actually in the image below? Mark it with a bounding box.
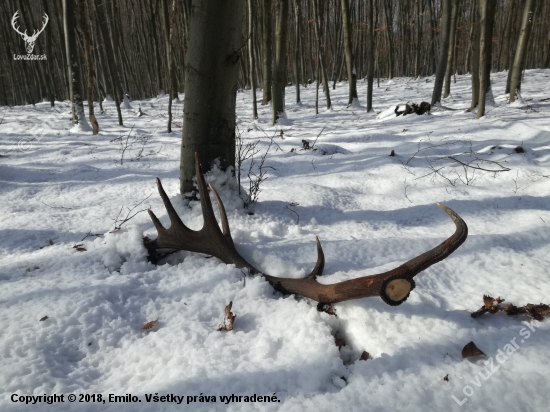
[145,153,468,306]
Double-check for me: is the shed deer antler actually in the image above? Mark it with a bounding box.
[11,11,49,54]
[145,153,468,306]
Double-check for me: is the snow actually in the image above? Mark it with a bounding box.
[1,70,550,411]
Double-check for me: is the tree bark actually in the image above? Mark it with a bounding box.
[366,0,374,112]
[476,0,496,118]
[63,0,86,127]
[161,0,173,132]
[509,0,535,103]
[467,0,480,111]
[312,0,331,109]
[180,0,245,194]
[341,0,357,104]
[77,0,98,134]
[293,0,301,104]
[261,0,272,105]
[271,0,289,124]
[431,0,452,105]
[249,0,258,119]
[443,0,458,98]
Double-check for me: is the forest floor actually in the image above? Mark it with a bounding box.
[1,69,550,411]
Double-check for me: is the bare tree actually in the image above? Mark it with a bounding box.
[476,0,497,118]
[341,0,357,104]
[366,0,374,112]
[77,0,98,134]
[271,0,289,124]
[249,0,258,119]
[63,0,86,127]
[431,0,452,105]
[509,0,535,103]
[443,0,459,98]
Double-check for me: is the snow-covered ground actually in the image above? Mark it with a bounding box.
[1,70,549,411]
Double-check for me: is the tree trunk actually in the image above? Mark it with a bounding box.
[509,0,535,103]
[271,0,289,124]
[431,0,452,105]
[467,0,480,111]
[414,0,422,79]
[476,0,497,118]
[162,0,173,132]
[366,0,374,112]
[63,0,86,127]
[312,0,331,109]
[180,0,245,194]
[77,0,98,134]
[443,0,458,98]
[383,0,394,79]
[341,0,357,104]
[293,0,301,104]
[249,0,258,118]
[94,0,123,125]
[261,0,272,105]
[500,0,516,71]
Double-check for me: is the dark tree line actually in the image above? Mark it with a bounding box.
[1,0,549,109]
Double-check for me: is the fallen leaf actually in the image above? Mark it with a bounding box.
[49,239,54,245]
[462,341,485,358]
[75,247,87,252]
[217,302,236,331]
[360,351,370,361]
[142,318,158,330]
[40,316,48,321]
[88,342,93,346]
[443,374,449,382]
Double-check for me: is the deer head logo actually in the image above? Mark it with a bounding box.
[11,11,49,54]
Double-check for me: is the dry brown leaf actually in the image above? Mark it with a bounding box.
[360,351,370,361]
[142,318,158,330]
[39,316,48,321]
[217,302,236,331]
[462,341,485,359]
[443,374,449,382]
[335,338,346,349]
[88,341,93,346]
[75,247,87,252]
[49,239,54,245]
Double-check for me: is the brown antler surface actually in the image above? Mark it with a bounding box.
[145,153,468,306]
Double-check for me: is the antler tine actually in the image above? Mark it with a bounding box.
[305,237,325,280]
[155,177,186,229]
[194,152,225,235]
[208,183,232,240]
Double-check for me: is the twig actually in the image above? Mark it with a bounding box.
[110,194,152,232]
[285,204,300,224]
[39,200,73,210]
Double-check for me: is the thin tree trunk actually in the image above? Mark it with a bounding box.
[271,0,289,124]
[293,0,301,104]
[443,0,458,98]
[162,0,173,132]
[261,0,272,105]
[249,0,258,119]
[312,0,331,109]
[476,0,496,118]
[431,0,452,105]
[77,0,98,134]
[63,0,86,127]
[366,0,374,111]
[510,0,535,103]
[341,0,357,104]
[414,0,422,79]
[467,0,480,111]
